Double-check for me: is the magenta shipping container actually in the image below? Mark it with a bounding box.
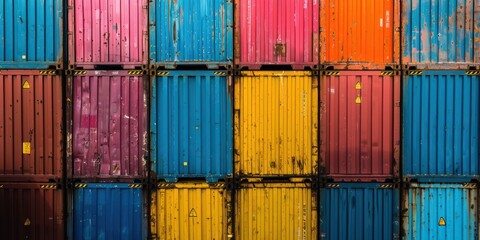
[67,0,148,69]
[66,70,147,179]
[234,0,320,70]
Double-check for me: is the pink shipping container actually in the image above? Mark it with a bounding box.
[320,71,400,181]
[66,70,147,180]
[67,0,148,69]
[234,0,319,70]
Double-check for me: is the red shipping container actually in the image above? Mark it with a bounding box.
[0,183,64,240]
[67,70,147,179]
[320,71,400,181]
[234,0,319,70]
[0,70,63,182]
[67,0,148,69]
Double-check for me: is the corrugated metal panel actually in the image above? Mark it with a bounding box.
[149,0,233,68]
[0,183,64,240]
[151,71,232,182]
[234,0,319,69]
[320,183,400,240]
[0,70,63,182]
[151,182,231,240]
[67,0,148,69]
[68,183,146,240]
[402,0,480,68]
[69,70,147,179]
[320,0,400,69]
[403,70,479,181]
[236,182,317,240]
[320,71,400,181]
[403,183,478,239]
[234,71,318,176]
[0,0,63,69]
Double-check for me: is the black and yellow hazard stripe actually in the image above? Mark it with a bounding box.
[40,184,57,189]
[214,71,226,76]
[73,70,87,75]
[157,183,173,188]
[127,70,143,75]
[75,183,87,188]
[39,70,57,75]
[463,183,477,188]
[128,184,142,188]
[408,70,423,75]
[381,71,394,76]
[325,71,340,76]
[465,70,480,75]
[326,183,340,188]
[157,71,169,76]
[379,184,394,189]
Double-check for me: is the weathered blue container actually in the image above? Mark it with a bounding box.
[321,183,400,240]
[68,183,146,240]
[403,70,480,182]
[403,183,478,240]
[402,0,480,69]
[149,0,233,68]
[151,70,233,182]
[0,0,63,69]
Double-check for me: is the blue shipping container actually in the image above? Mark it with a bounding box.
[151,70,233,182]
[68,183,146,240]
[0,0,63,69]
[403,183,478,240]
[403,70,479,182]
[320,183,400,240]
[149,0,233,68]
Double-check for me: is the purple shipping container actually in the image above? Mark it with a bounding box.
[67,0,148,69]
[66,70,147,179]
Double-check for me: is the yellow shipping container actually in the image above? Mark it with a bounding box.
[234,71,319,176]
[235,182,318,240]
[150,183,232,240]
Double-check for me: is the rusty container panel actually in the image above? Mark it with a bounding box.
[0,183,64,240]
[235,182,317,240]
[67,0,148,69]
[234,0,319,69]
[402,0,480,69]
[320,71,400,182]
[151,183,231,240]
[320,0,400,69]
[0,70,63,182]
[234,71,318,176]
[69,70,147,179]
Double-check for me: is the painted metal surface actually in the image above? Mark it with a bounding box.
[320,0,400,69]
[403,183,478,239]
[151,70,233,182]
[234,0,319,69]
[68,183,146,240]
[0,0,63,69]
[149,0,233,68]
[403,70,479,181]
[402,0,480,69]
[320,71,400,181]
[151,182,231,240]
[69,70,147,179]
[235,182,317,240]
[234,71,318,176]
[320,183,400,240]
[0,70,63,182]
[0,183,64,240]
[68,0,148,69]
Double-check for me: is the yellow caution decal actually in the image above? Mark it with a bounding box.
[75,183,87,188]
[189,208,197,217]
[22,142,31,154]
[325,71,340,76]
[39,70,56,75]
[128,184,142,188]
[24,218,31,226]
[355,82,361,89]
[183,162,188,166]
[127,70,143,75]
[74,70,87,75]
[40,184,57,189]
[381,71,394,76]
[438,217,446,226]
[408,70,423,75]
[355,96,361,104]
[466,70,480,75]
[214,72,226,76]
[157,71,169,76]
[22,81,30,89]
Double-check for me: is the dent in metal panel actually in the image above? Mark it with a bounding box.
[151,71,233,182]
[234,71,318,176]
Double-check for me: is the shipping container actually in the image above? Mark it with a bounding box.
[67,0,148,69]
[403,70,479,182]
[403,183,478,239]
[67,70,147,179]
[320,71,400,182]
[0,0,63,69]
[234,71,318,176]
[68,183,146,240]
[149,0,233,69]
[151,70,232,182]
[0,70,63,182]
[320,183,400,240]
[320,0,400,69]
[234,0,319,70]
[151,182,232,240]
[235,182,317,240]
[0,183,64,240]
[402,0,480,69]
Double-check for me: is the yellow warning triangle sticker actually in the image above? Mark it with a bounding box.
[189,208,197,217]
[439,217,446,226]
[22,81,30,89]
[24,218,31,226]
[355,96,361,104]
[355,82,361,89]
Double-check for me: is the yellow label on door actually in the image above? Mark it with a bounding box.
[355,96,361,104]
[189,208,197,217]
[439,217,446,226]
[183,162,188,166]
[22,81,30,89]
[24,218,31,226]
[22,142,31,154]
[355,82,361,89]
